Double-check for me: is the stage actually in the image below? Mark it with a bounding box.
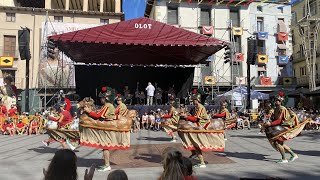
[127,105,219,115]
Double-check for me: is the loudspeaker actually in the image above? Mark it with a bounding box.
[18,29,31,60]
[247,39,257,65]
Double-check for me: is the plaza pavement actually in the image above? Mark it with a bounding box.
[0,128,319,180]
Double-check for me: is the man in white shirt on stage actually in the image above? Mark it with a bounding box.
[145,82,155,105]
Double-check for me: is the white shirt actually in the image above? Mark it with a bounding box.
[145,84,155,96]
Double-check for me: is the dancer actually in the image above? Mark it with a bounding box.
[213,101,231,119]
[115,95,128,119]
[43,102,76,149]
[81,88,129,171]
[180,94,225,168]
[264,96,300,163]
[161,99,179,142]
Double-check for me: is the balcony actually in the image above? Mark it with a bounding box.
[292,53,305,63]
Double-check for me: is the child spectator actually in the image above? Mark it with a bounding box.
[107,169,128,180]
[148,111,155,130]
[155,109,162,131]
[141,112,148,129]
[15,119,26,135]
[28,117,39,135]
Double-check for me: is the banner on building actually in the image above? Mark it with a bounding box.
[40,22,98,88]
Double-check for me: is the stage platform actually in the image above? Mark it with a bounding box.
[127,105,218,115]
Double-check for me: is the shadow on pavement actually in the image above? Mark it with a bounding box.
[229,135,266,139]
[293,150,320,157]
[136,136,173,142]
[223,152,268,161]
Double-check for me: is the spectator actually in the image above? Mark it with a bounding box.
[107,169,128,180]
[15,119,26,135]
[181,157,198,180]
[145,82,155,105]
[28,117,39,135]
[0,101,7,117]
[159,147,184,180]
[155,109,162,131]
[43,149,78,180]
[8,104,17,117]
[141,112,148,129]
[148,111,155,130]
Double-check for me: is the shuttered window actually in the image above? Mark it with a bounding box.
[3,35,16,57]
[167,7,178,25]
[200,9,211,26]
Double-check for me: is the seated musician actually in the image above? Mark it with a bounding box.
[8,104,17,117]
[0,101,7,117]
[115,95,128,119]
[2,120,15,136]
[213,101,231,119]
[84,89,116,121]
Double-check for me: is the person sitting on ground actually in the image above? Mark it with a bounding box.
[28,116,39,135]
[15,119,26,135]
[148,111,155,130]
[107,169,128,180]
[2,120,15,136]
[141,112,148,129]
[43,149,79,180]
[133,113,140,132]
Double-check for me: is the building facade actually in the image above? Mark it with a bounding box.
[291,0,320,88]
[145,0,294,94]
[0,0,123,90]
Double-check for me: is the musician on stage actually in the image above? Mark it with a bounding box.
[123,86,132,105]
[264,96,298,163]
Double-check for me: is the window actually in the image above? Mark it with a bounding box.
[3,35,16,57]
[230,9,240,27]
[291,12,297,25]
[257,17,264,32]
[167,6,178,25]
[257,6,263,12]
[310,0,317,16]
[200,9,211,26]
[54,16,63,22]
[277,7,283,14]
[100,19,109,25]
[278,49,286,55]
[6,13,15,22]
[300,45,304,57]
[234,35,241,52]
[257,40,265,54]
[300,67,307,76]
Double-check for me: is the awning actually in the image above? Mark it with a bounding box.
[277,44,287,49]
[48,17,227,65]
[278,19,287,32]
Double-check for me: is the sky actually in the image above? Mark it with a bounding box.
[123,0,147,20]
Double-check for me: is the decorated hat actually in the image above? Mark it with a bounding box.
[221,101,228,107]
[98,86,112,100]
[275,95,284,102]
[192,94,201,102]
[115,94,122,101]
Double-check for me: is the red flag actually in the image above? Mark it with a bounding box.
[226,0,235,7]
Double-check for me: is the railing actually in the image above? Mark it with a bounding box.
[292,53,305,62]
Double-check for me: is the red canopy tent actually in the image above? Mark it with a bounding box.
[48,17,227,65]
